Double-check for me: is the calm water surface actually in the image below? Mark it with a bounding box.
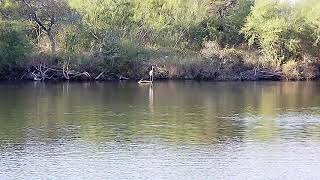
[0,81,320,179]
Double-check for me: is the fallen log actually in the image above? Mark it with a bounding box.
[95,72,104,80]
[119,75,129,80]
[240,69,283,81]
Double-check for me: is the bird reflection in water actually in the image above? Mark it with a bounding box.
[149,84,154,114]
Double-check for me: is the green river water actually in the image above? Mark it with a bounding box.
[0,81,320,179]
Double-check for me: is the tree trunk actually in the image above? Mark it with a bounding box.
[48,30,56,53]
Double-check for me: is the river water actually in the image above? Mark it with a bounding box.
[0,81,320,179]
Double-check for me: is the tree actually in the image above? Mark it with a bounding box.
[21,0,76,53]
[294,0,320,55]
[242,0,298,63]
[209,0,238,32]
[242,0,320,64]
[0,21,32,72]
[207,0,253,46]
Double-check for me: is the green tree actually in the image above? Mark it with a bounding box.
[0,20,32,72]
[294,0,320,56]
[20,0,77,53]
[242,0,298,63]
[242,0,320,64]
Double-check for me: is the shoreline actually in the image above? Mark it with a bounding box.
[0,74,317,82]
[0,49,319,82]
[0,65,317,82]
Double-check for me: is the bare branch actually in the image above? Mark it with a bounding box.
[95,72,104,80]
[21,0,49,32]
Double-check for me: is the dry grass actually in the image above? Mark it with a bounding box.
[282,60,301,80]
[3,39,319,81]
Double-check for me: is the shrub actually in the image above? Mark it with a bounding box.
[0,21,32,72]
[242,0,320,64]
[282,60,300,80]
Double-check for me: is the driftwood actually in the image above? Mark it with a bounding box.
[29,62,91,81]
[20,71,28,80]
[240,68,283,81]
[62,62,91,80]
[31,64,60,81]
[95,72,104,80]
[119,75,129,80]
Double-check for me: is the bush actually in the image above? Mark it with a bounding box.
[282,60,300,80]
[0,21,32,72]
[242,0,320,64]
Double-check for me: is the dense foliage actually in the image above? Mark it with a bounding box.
[0,20,31,72]
[0,0,319,80]
[242,0,320,64]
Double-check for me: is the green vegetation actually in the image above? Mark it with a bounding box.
[0,0,319,80]
[242,0,320,63]
[0,21,31,73]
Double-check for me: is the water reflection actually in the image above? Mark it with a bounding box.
[0,81,320,146]
[1,81,320,179]
[149,84,154,112]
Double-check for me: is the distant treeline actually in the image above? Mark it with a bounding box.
[0,0,320,81]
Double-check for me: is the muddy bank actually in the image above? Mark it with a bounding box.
[1,47,319,82]
[0,61,316,82]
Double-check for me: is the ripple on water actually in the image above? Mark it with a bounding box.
[1,81,320,179]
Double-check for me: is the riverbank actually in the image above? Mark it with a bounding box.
[1,46,319,82]
[1,0,320,82]
[0,62,318,82]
